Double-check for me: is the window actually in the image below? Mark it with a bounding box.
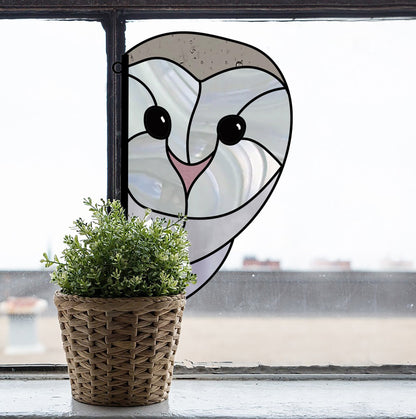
[0,19,106,362]
[127,18,416,366]
[0,4,415,368]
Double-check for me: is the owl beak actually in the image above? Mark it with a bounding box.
[168,150,212,193]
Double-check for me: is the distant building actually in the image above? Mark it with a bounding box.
[311,258,351,271]
[380,258,414,271]
[242,256,281,271]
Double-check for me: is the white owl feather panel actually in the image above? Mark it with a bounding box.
[187,81,288,217]
[188,140,280,217]
[128,77,154,138]
[128,133,186,214]
[129,59,200,163]
[186,176,278,262]
[187,68,284,163]
[241,88,291,164]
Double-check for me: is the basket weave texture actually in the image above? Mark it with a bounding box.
[54,291,185,406]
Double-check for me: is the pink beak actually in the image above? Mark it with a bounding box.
[168,151,212,194]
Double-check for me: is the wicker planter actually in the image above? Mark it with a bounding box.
[54,291,186,406]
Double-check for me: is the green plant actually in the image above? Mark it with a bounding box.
[41,198,196,297]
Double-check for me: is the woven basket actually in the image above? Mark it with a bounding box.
[54,291,185,406]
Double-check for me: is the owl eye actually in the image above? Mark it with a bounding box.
[144,106,172,139]
[217,114,246,146]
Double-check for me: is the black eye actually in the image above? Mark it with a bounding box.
[217,114,246,146]
[144,106,171,140]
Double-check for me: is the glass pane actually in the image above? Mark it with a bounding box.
[125,19,416,366]
[0,20,106,364]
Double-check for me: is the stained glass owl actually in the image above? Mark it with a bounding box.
[123,32,292,296]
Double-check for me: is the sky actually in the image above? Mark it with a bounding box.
[0,18,415,271]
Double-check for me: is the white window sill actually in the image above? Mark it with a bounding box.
[1,373,416,418]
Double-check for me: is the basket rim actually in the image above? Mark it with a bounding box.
[54,290,186,304]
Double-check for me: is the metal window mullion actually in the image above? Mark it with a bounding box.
[102,10,126,202]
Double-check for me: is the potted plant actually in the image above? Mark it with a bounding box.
[41,198,196,406]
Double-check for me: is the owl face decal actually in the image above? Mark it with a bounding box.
[122,32,292,296]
